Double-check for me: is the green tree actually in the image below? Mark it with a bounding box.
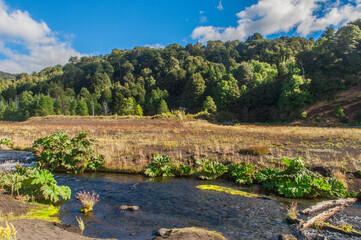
[35,95,55,116]
[202,96,217,113]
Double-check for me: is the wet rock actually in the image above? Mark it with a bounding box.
[129,206,139,211]
[154,228,169,236]
[118,205,128,210]
[278,234,297,240]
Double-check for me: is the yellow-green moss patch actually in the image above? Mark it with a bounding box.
[2,204,60,223]
[197,185,259,198]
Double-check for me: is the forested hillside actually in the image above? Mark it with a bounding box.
[1,20,361,123]
[0,71,17,80]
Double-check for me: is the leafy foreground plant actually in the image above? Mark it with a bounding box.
[226,162,256,185]
[33,131,104,173]
[0,221,16,240]
[0,166,71,204]
[255,157,347,198]
[196,159,226,180]
[76,191,100,213]
[144,155,174,177]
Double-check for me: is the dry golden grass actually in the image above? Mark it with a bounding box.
[0,115,361,173]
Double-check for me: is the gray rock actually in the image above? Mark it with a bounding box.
[129,206,139,211]
[153,228,169,236]
[279,234,297,240]
[118,205,128,210]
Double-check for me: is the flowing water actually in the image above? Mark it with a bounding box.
[55,173,303,240]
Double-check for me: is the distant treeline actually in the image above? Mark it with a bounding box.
[1,19,361,122]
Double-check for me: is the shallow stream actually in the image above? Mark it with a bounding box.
[55,173,306,240]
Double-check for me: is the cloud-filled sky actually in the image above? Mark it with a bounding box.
[0,0,361,73]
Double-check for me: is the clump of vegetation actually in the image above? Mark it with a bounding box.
[286,202,298,219]
[144,155,174,177]
[172,163,192,177]
[196,159,226,180]
[239,146,270,156]
[76,191,100,213]
[334,103,345,119]
[0,221,16,240]
[256,157,347,198]
[0,166,71,204]
[33,131,104,173]
[0,138,13,147]
[226,162,256,185]
[76,216,85,235]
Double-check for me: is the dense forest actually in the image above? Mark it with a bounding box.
[1,20,361,122]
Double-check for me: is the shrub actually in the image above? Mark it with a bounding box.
[226,162,256,185]
[239,146,270,156]
[196,159,226,180]
[334,103,346,121]
[0,221,16,240]
[76,191,100,213]
[144,155,174,177]
[0,166,71,204]
[32,131,104,173]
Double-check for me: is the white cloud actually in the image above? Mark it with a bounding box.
[216,0,224,11]
[192,0,361,42]
[0,0,83,73]
[144,43,165,49]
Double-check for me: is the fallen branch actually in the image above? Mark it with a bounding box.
[301,198,358,215]
[300,206,344,231]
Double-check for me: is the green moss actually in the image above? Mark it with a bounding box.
[197,185,259,198]
[2,204,60,223]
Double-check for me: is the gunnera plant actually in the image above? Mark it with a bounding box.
[196,159,226,180]
[255,157,347,198]
[144,155,174,177]
[76,190,100,213]
[226,162,256,185]
[32,131,104,173]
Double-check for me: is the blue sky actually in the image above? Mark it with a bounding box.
[1,0,361,73]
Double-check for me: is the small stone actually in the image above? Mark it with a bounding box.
[154,228,169,236]
[279,234,297,240]
[118,205,128,210]
[129,206,139,211]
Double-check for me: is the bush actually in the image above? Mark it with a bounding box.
[144,155,174,177]
[255,157,347,198]
[32,131,104,173]
[196,159,226,180]
[239,146,270,156]
[0,166,71,204]
[226,162,256,185]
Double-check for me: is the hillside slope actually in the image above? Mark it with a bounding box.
[0,71,17,80]
[304,87,361,126]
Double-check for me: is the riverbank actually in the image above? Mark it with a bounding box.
[1,116,361,191]
[0,191,101,240]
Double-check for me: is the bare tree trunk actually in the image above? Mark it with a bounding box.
[301,198,358,215]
